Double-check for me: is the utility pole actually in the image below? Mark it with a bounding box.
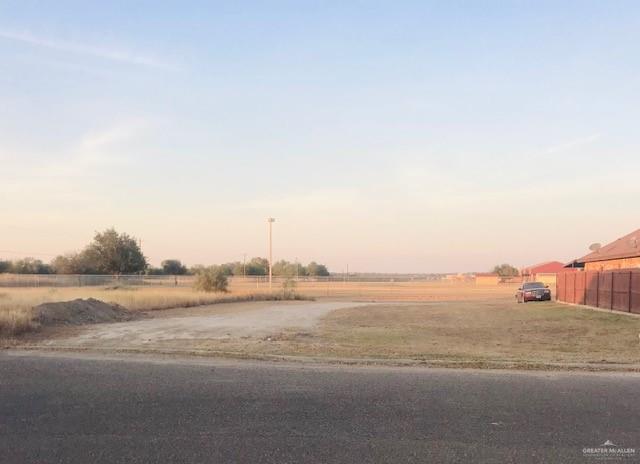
[267,217,275,290]
[243,253,247,279]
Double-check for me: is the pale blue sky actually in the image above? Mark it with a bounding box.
[1,1,639,272]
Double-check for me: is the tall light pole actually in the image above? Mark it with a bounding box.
[267,217,275,290]
[242,253,247,279]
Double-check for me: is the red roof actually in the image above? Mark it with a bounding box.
[521,261,567,275]
[577,228,640,263]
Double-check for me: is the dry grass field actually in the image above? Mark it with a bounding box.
[188,300,640,369]
[286,301,640,367]
[228,279,519,301]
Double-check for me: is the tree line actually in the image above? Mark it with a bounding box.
[0,229,330,277]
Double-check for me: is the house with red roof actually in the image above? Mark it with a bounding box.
[521,261,571,285]
[521,261,567,279]
[574,228,640,271]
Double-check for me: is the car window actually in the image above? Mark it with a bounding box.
[523,282,545,289]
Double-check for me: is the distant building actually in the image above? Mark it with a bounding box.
[521,261,569,286]
[574,228,640,271]
[475,273,499,286]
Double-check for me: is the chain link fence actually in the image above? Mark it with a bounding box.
[0,273,441,288]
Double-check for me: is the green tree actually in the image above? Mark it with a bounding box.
[51,255,76,274]
[306,261,330,277]
[161,259,187,275]
[272,260,307,277]
[82,228,147,274]
[231,261,245,276]
[0,260,11,273]
[52,252,103,274]
[245,257,269,276]
[217,263,235,276]
[272,260,291,277]
[193,266,228,293]
[52,254,85,274]
[10,258,52,274]
[492,263,519,277]
[145,267,166,275]
[293,262,307,277]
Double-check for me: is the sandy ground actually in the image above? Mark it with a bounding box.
[36,300,368,350]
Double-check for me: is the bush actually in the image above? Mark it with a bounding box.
[281,278,297,299]
[193,266,228,293]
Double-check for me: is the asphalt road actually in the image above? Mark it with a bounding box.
[1,352,639,464]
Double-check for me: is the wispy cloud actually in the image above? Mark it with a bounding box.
[543,133,602,155]
[0,29,170,69]
[79,118,151,151]
[52,118,154,176]
[0,118,155,187]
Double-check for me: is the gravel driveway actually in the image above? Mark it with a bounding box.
[39,300,368,350]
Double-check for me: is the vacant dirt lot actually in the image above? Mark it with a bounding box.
[7,282,640,370]
[0,286,305,337]
[0,281,515,337]
[18,295,640,370]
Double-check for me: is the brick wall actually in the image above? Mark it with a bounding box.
[585,257,640,272]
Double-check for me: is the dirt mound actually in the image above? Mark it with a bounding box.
[35,298,133,326]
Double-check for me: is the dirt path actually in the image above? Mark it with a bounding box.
[36,300,368,350]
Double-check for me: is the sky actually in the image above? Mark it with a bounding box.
[1,1,639,273]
